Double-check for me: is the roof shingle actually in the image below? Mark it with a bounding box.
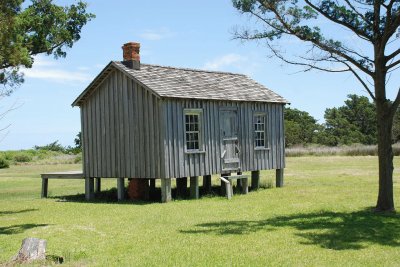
[72,61,288,106]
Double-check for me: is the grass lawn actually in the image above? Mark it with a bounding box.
[0,156,399,266]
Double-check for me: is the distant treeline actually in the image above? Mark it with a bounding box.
[285,94,400,147]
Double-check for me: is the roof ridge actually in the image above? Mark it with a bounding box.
[114,61,246,76]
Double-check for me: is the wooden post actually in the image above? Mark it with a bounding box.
[95,178,101,193]
[202,175,212,194]
[85,177,94,201]
[41,178,48,198]
[220,173,231,195]
[190,176,199,199]
[117,178,125,201]
[251,170,260,190]
[176,177,187,198]
[276,169,284,187]
[161,178,172,203]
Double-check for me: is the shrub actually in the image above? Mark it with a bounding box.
[13,153,32,162]
[74,154,82,164]
[0,157,10,168]
[34,141,66,152]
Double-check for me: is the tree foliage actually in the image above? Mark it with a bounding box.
[233,0,400,211]
[284,107,320,146]
[324,94,377,145]
[0,0,94,95]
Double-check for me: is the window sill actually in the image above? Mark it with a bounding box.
[185,150,206,154]
[255,147,270,151]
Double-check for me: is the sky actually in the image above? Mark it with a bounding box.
[1,0,399,150]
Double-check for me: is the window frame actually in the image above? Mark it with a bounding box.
[183,108,205,154]
[253,112,269,150]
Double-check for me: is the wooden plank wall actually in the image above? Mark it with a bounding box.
[80,69,284,179]
[81,70,164,178]
[162,99,285,178]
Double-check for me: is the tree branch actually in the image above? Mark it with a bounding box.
[343,0,371,25]
[341,60,376,100]
[386,48,400,62]
[387,58,400,70]
[255,2,374,77]
[304,0,372,41]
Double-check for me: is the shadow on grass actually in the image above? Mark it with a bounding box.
[0,209,38,216]
[50,187,159,205]
[50,184,246,204]
[180,208,400,250]
[0,223,48,235]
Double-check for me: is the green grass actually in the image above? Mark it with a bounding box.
[0,157,399,266]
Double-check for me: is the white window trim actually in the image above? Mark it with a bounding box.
[183,108,205,153]
[253,112,269,150]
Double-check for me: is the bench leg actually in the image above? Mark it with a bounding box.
[117,178,125,201]
[242,178,248,194]
[236,171,242,192]
[85,177,94,201]
[190,176,199,199]
[41,178,48,198]
[225,182,232,199]
[220,173,230,195]
[95,178,101,193]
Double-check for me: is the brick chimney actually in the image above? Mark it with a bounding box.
[122,42,140,70]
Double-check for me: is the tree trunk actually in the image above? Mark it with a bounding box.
[375,101,395,212]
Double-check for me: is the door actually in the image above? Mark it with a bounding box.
[220,109,240,172]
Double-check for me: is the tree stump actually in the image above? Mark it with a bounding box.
[13,237,46,262]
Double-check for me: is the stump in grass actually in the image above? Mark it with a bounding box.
[13,238,46,262]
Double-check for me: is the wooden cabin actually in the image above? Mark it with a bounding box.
[72,42,288,202]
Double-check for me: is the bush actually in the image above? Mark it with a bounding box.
[34,141,66,152]
[13,152,32,162]
[0,157,10,168]
[74,154,82,164]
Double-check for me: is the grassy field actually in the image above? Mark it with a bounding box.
[0,156,399,266]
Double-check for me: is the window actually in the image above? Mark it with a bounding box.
[184,109,203,152]
[254,113,266,148]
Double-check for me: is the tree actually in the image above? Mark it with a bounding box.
[233,0,400,211]
[0,0,94,95]
[284,107,320,146]
[324,94,377,145]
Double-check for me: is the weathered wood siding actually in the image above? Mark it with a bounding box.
[81,69,164,178]
[80,69,285,179]
[161,99,285,178]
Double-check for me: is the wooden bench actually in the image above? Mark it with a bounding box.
[40,171,84,198]
[220,174,249,199]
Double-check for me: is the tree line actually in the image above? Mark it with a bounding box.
[285,94,400,147]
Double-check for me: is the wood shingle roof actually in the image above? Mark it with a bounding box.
[72,61,288,106]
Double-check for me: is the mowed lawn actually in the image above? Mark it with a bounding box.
[0,157,399,266]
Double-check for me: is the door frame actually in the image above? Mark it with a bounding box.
[219,107,240,172]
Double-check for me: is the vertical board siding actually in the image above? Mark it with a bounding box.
[82,70,163,178]
[80,70,284,179]
[161,99,285,178]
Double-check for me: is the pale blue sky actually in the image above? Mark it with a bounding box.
[1,0,398,150]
